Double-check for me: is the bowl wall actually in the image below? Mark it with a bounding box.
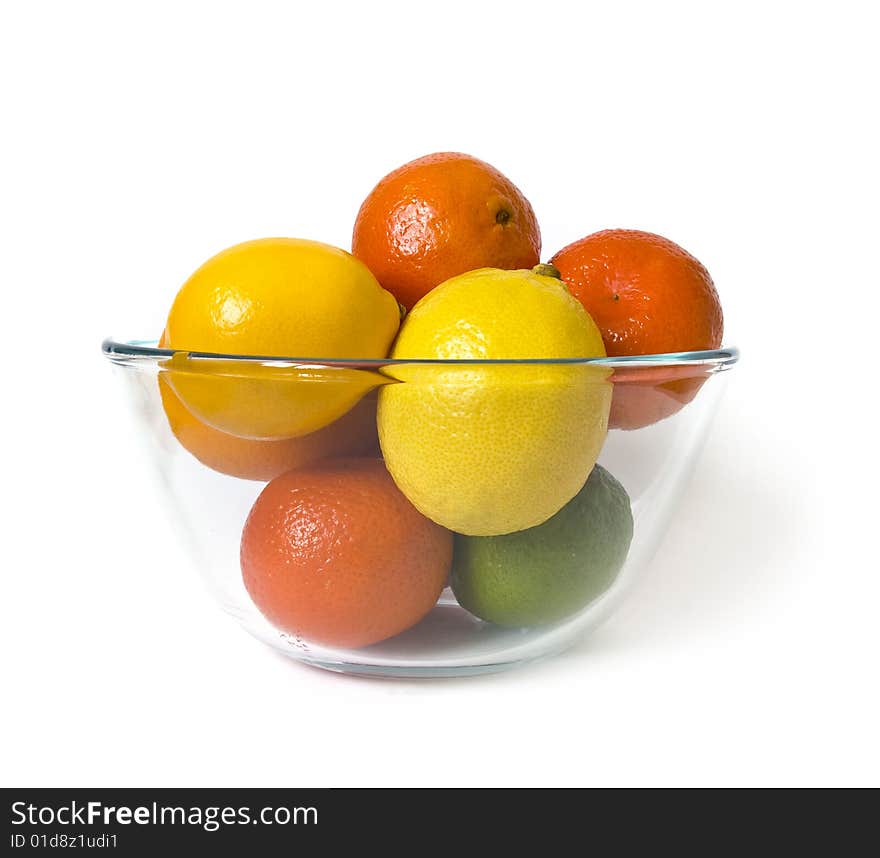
[106,341,736,677]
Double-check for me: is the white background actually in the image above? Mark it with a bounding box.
[1,1,877,787]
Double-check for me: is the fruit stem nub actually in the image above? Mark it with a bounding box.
[532,263,562,280]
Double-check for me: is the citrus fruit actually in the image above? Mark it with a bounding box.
[377,265,612,536]
[240,459,452,649]
[451,464,633,627]
[158,375,380,481]
[163,237,399,440]
[550,229,723,430]
[608,365,708,431]
[352,152,541,310]
[550,229,723,356]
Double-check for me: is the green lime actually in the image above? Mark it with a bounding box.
[451,464,633,627]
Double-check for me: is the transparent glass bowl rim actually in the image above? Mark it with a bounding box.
[102,338,740,371]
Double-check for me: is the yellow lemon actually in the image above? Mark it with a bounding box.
[163,238,399,439]
[377,265,611,536]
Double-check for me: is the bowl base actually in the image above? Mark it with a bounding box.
[288,651,555,679]
[241,589,609,678]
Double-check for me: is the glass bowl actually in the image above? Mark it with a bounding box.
[103,338,739,677]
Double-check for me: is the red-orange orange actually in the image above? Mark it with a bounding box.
[240,459,452,648]
[551,229,723,429]
[352,152,541,310]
